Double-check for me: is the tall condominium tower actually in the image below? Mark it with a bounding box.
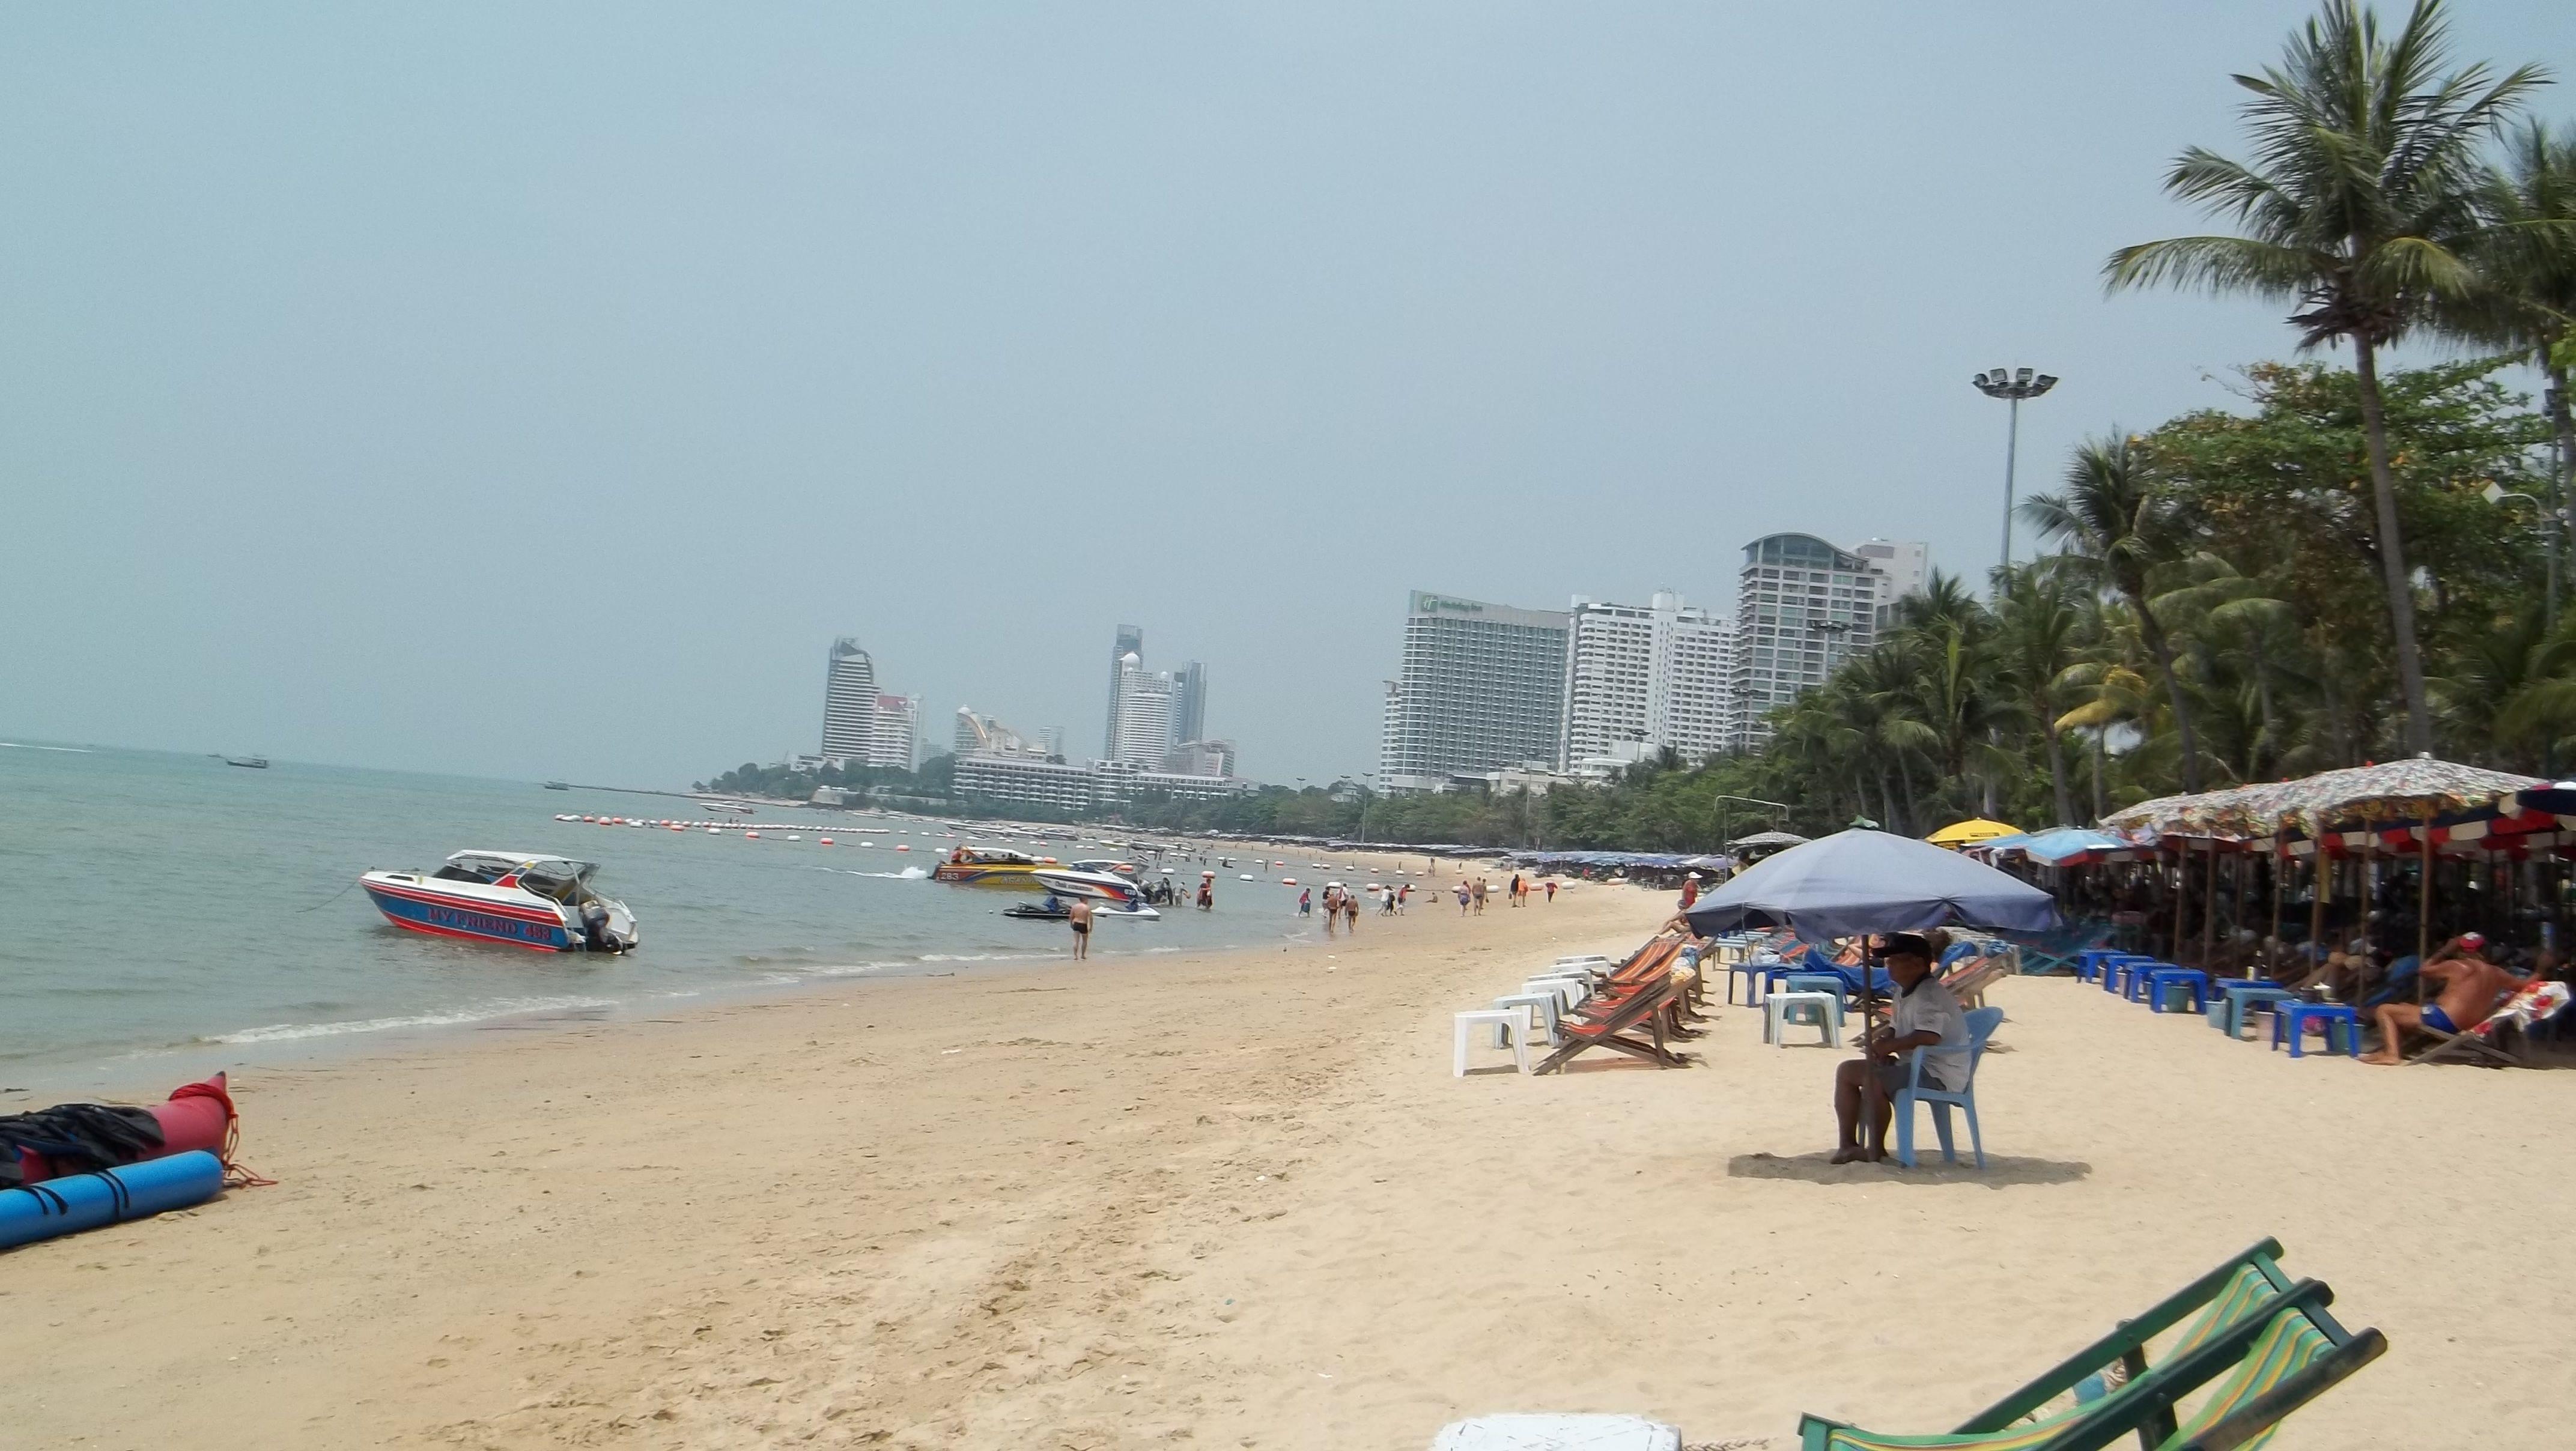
[1724,535,1896,751]
[820,638,879,757]
[1853,538,1931,611]
[1110,654,1177,766]
[867,694,920,771]
[1168,661,1208,747]
[1378,591,1570,793]
[1102,624,1144,756]
[1559,592,1734,770]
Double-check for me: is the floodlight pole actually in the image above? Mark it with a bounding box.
[1973,367,2059,593]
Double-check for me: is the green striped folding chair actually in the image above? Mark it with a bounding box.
[1796,1242,2383,1451]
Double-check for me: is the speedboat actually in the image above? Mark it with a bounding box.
[224,756,269,769]
[1031,868,1161,918]
[1066,859,1141,879]
[360,851,639,952]
[698,799,756,815]
[932,846,1060,888]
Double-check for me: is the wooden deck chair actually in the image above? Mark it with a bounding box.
[1530,970,1693,1073]
[2408,980,2571,1069]
[1797,1241,2383,1451]
[1940,952,2010,1010]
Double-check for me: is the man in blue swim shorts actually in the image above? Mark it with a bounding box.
[2363,933,2531,1064]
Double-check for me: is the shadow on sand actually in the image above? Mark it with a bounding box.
[1726,1150,2091,1187]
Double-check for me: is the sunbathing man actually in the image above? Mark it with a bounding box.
[1830,933,1970,1164]
[2361,932,2529,1064]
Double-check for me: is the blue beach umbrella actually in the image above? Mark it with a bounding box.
[1684,828,2061,1048]
[1685,828,2060,942]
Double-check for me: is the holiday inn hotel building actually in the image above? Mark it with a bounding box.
[1377,591,1570,793]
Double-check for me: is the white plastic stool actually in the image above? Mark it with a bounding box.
[1453,1007,1533,1076]
[1765,990,1841,1047]
[1523,976,1590,1009]
[1492,992,1564,1046]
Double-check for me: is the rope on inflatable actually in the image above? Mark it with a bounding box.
[168,1079,276,1189]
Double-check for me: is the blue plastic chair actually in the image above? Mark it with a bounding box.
[1894,1005,2003,1169]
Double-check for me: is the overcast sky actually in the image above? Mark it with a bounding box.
[6,3,2571,786]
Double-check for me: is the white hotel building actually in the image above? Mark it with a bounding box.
[1559,592,1734,772]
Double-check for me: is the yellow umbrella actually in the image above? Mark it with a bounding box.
[1926,817,2023,849]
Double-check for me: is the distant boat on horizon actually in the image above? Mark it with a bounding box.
[544,780,571,790]
[223,756,270,769]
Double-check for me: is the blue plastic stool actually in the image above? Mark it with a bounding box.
[2103,956,2154,995]
[2074,948,2128,983]
[2271,1001,2361,1058]
[2122,961,2174,1003]
[1727,961,1769,1005]
[2147,968,2210,1014]
[2208,982,2292,1038]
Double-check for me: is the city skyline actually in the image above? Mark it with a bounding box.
[14,7,2569,788]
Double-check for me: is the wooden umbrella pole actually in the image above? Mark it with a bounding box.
[2172,841,2190,963]
[2418,808,2434,1004]
[2309,835,2328,969]
[2201,837,2220,969]
[2268,843,2285,976]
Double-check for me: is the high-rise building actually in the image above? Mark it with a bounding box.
[1162,739,1236,778]
[1110,654,1177,766]
[1724,535,1892,751]
[1169,661,1207,747]
[1102,624,1144,756]
[1853,539,1931,611]
[1378,591,1570,793]
[1559,592,1734,771]
[954,706,1035,757]
[821,639,879,758]
[867,694,919,771]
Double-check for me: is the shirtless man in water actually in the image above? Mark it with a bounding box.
[2362,932,2530,1064]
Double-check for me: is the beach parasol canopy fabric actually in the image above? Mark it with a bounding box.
[2256,757,2542,833]
[1683,828,2061,943]
[1998,827,2140,867]
[1925,817,2023,848]
[1727,829,1810,850]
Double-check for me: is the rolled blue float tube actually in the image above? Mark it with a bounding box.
[0,1150,224,1250]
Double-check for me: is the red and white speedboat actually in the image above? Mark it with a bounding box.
[360,851,639,952]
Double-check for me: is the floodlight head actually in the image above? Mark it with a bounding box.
[2034,374,2060,395]
[2015,367,2034,385]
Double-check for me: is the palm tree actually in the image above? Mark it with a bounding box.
[2461,121,2576,623]
[2104,0,2549,757]
[1994,561,2091,825]
[2023,435,2210,792]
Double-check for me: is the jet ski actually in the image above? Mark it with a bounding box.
[1003,894,1074,921]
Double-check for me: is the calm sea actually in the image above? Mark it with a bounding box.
[0,744,1311,1089]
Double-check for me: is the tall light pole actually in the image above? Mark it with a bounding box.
[1973,366,2059,583]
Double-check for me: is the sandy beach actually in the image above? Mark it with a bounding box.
[7,877,2573,1450]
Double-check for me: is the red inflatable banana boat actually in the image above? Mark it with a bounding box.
[7,1073,236,1187]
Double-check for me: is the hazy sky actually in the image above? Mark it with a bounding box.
[7,4,2572,786]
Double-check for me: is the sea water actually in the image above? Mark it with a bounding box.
[0,744,1305,1088]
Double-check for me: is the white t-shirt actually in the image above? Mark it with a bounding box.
[1890,978,1972,1090]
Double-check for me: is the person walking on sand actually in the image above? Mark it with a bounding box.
[1472,877,1488,914]
[1397,882,1410,913]
[1508,872,1523,907]
[1545,879,1557,904]
[1456,880,1471,915]
[1067,897,1093,960]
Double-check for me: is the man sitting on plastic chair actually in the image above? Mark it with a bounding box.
[1830,932,1969,1165]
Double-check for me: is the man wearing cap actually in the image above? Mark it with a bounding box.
[2362,931,2533,1064]
[1831,932,1970,1164]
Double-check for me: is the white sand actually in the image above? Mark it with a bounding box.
[5,882,2571,1449]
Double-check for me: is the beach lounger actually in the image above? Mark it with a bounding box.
[1797,1238,2384,1451]
[2408,980,2572,1068]
[1530,971,1693,1074]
